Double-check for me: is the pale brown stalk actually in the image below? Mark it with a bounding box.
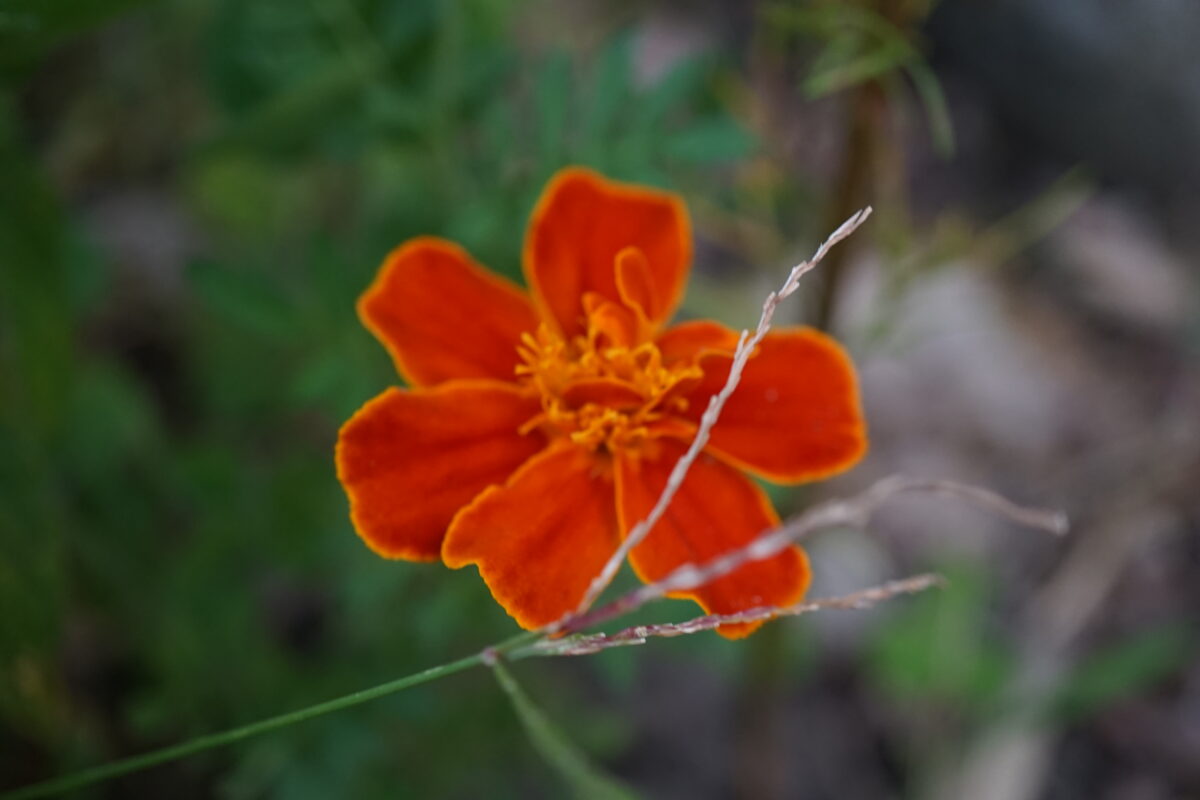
[557,474,1066,634]
[531,574,944,656]
[561,207,875,627]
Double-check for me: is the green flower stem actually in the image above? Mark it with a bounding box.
[2,631,541,800]
[491,660,637,800]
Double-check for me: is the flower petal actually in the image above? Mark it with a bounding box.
[561,378,645,411]
[336,381,545,561]
[615,440,811,638]
[677,328,866,483]
[656,319,741,366]
[524,167,692,337]
[614,247,656,321]
[360,237,539,386]
[442,442,619,629]
[582,292,639,349]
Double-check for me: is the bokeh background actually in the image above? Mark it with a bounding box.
[3,1,1199,798]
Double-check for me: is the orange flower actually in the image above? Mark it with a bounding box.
[336,168,867,638]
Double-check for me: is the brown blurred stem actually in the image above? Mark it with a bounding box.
[733,621,791,800]
[814,82,883,332]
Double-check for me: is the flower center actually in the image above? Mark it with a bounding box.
[516,313,699,453]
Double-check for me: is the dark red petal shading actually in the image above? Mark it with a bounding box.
[443,442,619,630]
[615,439,811,639]
[360,237,539,387]
[524,167,691,337]
[336,381,545,561]
[676,328,866,483]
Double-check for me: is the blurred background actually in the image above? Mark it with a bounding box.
[2,0,1199,797]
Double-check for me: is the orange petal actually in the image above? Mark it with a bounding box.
[614,247,657,321]
[562,378,645,411]
[443,442,618,629]
[336,381,545,561]
[615,440,811,639]
[656,319,741,366]
[677,328,867,483]
[582,292,639,349]
[645,416,698,440]
[360,237,539,386]
[524,167,692,337]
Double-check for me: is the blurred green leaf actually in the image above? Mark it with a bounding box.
[63,362,162,479]
[186,154,301,235]
[905,58,955,157]
[805,36,911,97]
[0,101,73,431]
[189,259,296,340]
[204,0,327,113]
[1047,626,1193,722]
[665,116,756,164]
[0,0,155,78]
[866,563,1014,714]
[0,95,72,739]
[767,1,956,157]
[581,33,632,155]
[537,50,572,172]
[202,55,384,155]
[633,55,712,133]
[376,0,436,50]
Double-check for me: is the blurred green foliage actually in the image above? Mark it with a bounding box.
[867,563,1015,718]
[865,561,1194,753]
[0,0,154,76]
[0,0,758,794]
[764,0,954,156]
[1047,625,1194,723]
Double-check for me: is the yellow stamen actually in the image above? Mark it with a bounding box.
[516,310,701,453]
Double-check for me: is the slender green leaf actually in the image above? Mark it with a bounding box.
[635,55,711,125]
[804,38,912,97]
[665,117,756,164]
[581,32,632,151]
[1048,626,1193,722]
[537,50,572,171]
[906,59,956,157]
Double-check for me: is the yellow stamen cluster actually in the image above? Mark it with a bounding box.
[516,321,699,452]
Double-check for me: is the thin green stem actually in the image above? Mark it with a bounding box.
[491,660,636,800]
[2,631,540,800]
